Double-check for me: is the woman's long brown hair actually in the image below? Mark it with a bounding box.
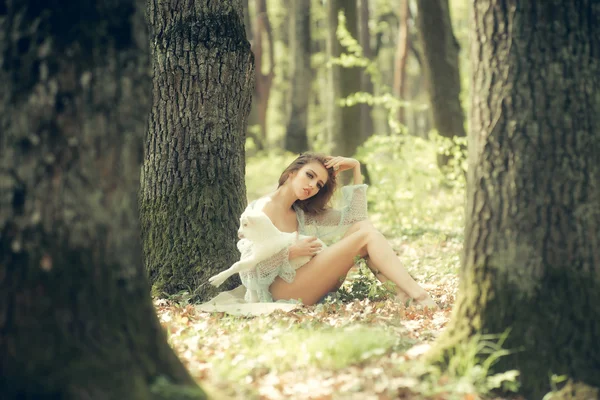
[278,152,337,214]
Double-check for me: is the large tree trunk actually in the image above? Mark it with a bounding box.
[415,0,466,166]
[434,1,600,398]
[0,0,202,398]
[327,0,362,158]
[284,0,311,153]
[141,0,254,300]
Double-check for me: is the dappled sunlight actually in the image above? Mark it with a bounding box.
[155,284,458,399]
[150,145,479,399]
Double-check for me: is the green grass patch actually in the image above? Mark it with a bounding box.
[394,333,521,399]
[210,322,412,381]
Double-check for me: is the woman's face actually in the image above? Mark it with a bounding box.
[291,162,329,200]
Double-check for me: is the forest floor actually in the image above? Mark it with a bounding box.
[154,234,517,399]
[154,151,523,399]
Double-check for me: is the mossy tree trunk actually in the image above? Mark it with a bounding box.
[327,0,362,158]
[284,0,311,153]
[0,0,202,398]
[415,0,466,166]
[141,0,254,300]
[434,1,600,398]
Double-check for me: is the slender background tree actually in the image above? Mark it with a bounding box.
[415,0,466,167]
[327,0,362,158]
[393,0,410,126]
[357,0,375,141]
[284,0,312,153]
[251,0,274,150]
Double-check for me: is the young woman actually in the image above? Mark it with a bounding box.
[238,152,438,308]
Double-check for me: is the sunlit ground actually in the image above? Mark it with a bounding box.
[154,144,523,399]
[155,238,462,399]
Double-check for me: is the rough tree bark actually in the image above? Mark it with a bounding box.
[327,0,362,158]
[415,0,466,166]
[284,0,311,153]
[433,1,600,398]
[141,0,254,300]
[0,0,202,398]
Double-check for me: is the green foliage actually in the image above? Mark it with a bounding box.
[150,376,206,400]
[355,134,464,239]
[329,8,434,139]
[336,12,364,58]
[406,333,520,398]
[211,323,409,379]
[542,376,600,400]
[244,149,298,201]
[331,11,379,81]
[429,130,468,185]
[333,257,398,303]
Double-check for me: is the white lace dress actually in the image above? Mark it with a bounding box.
[238,184,368,302]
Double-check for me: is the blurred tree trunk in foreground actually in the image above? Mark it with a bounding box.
[415,0,466,167]
[141,0,254,300]
[0,0,202,398]
[433,1,600,399]
[284,0,311,153]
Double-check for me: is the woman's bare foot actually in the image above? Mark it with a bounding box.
[394,292,411,306]
[414,293,439,310]
[394,290,439,310]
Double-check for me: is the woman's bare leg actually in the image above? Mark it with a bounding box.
[336,220,437,308]
[339,223,411,302]
[270,230,369,305]
[270,220,437,307]
[363,257,411,304]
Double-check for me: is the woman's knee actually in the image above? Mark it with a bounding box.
[360,228,387,258]
[356,226,383,257]
[355,220,385,242]
[351,219,377,233]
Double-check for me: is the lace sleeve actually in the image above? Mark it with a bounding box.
[238,239,296,302]
[302,184,368,240]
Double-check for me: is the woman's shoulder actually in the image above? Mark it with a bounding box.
[246,194,274,212]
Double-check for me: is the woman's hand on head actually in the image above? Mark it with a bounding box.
[289,236,322,259]
[324,156,360,176]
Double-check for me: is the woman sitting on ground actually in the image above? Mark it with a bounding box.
[239,152,438,309]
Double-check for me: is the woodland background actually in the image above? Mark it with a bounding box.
[1,0,599,399]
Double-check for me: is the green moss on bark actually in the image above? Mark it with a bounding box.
[0,0,202,397]
[141,0,254,301]
[150,377,207,400]
[432,1,600,398]
[141,181,243,299]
